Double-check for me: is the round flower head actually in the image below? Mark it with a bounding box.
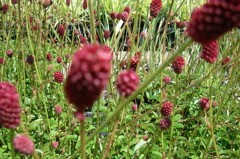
[12,0,18,5]
[199,97,210,110]
[200,41,219,63]
[110,12,117,20]
[74,29,79,35]
[103,30,111,39]
[172,56,185,74]
[66,0,70,6]
[116,70,139,97]
[55,105,62,115]
[54,71,64,83]
[26,55,34,65]
[57,56,62,63]
[32,25,38,31]
[65,44,112,112]
[130,52,141,71]
[14,134,35,155]
[121,12,129,21]
[132,104,138,112]
[124,7,131,14]
[163,76,171,84]
[52,141,59,148]
[143,135,148,141]
[186,0,240,44]
[1,4,9,14]
[57,24,65,36]
[159,117,171,130]
[6,50,13,58]
[83,0,87,9]
[176,21,186,29]
[46,53,52,61]
[42,0,52,8]
[0,58,5,64]
[126,38,132,47]
[116,13,122,20]
[150,0,162,18]
[161,101,174,116]
[221,57,231,66]
[0,82,21,129]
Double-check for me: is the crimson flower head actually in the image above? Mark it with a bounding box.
[1,4,9,14]
[80,34,87,44]
[159,117,171,130]
[200,41,219,63]
[172,56,185,74]
[121,12,129,21]
[66,0,71,6]
[130,52,141,71]
[57,24,65,36]
[116,70,139,97]
[199,97,210,110]
[54,71,64,83]
[0,58,4,64]
[143,135,148,141]
[42,0,52,8]
[52,141,59,148]
[83,0,87,9]
[0,82,21,129]
[163,76,171,84]
[186,0,240,44]
[6,50,13,58]
[57,56,62,63]
[12,0,19,5]
[74,29,79,35]
[55,105,62,115]
[116,13,122,20]
[103,30,111,39]
[132,104,138,112]
[32,25,38,31]
[65,44,112,112]
[221,57,231,66]
[14,134,35,155]
[161,101,174,116]
[110,12,117,20]
[46,53,52,61]
[124,7,130,14]
[150,0,162,18]
[26,55,34,65]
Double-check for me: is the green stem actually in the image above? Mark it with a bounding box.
[10,129,15,159]
[80,120,86,159]
[88,0,96,43]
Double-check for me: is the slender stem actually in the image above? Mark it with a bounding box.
[88,0,96,43]
[10,129,15,159]
[80,121,86,159]
[144,130,161,157]
[101,117,119,159]
[167,74,178,158]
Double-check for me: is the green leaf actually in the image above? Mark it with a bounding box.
[174,114,182,121]
[174,122,184,129]
[66,135,78,141]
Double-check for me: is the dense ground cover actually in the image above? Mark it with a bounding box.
[0,0,240,158]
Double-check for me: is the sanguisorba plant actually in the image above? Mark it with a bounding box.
[0,0,239,158]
